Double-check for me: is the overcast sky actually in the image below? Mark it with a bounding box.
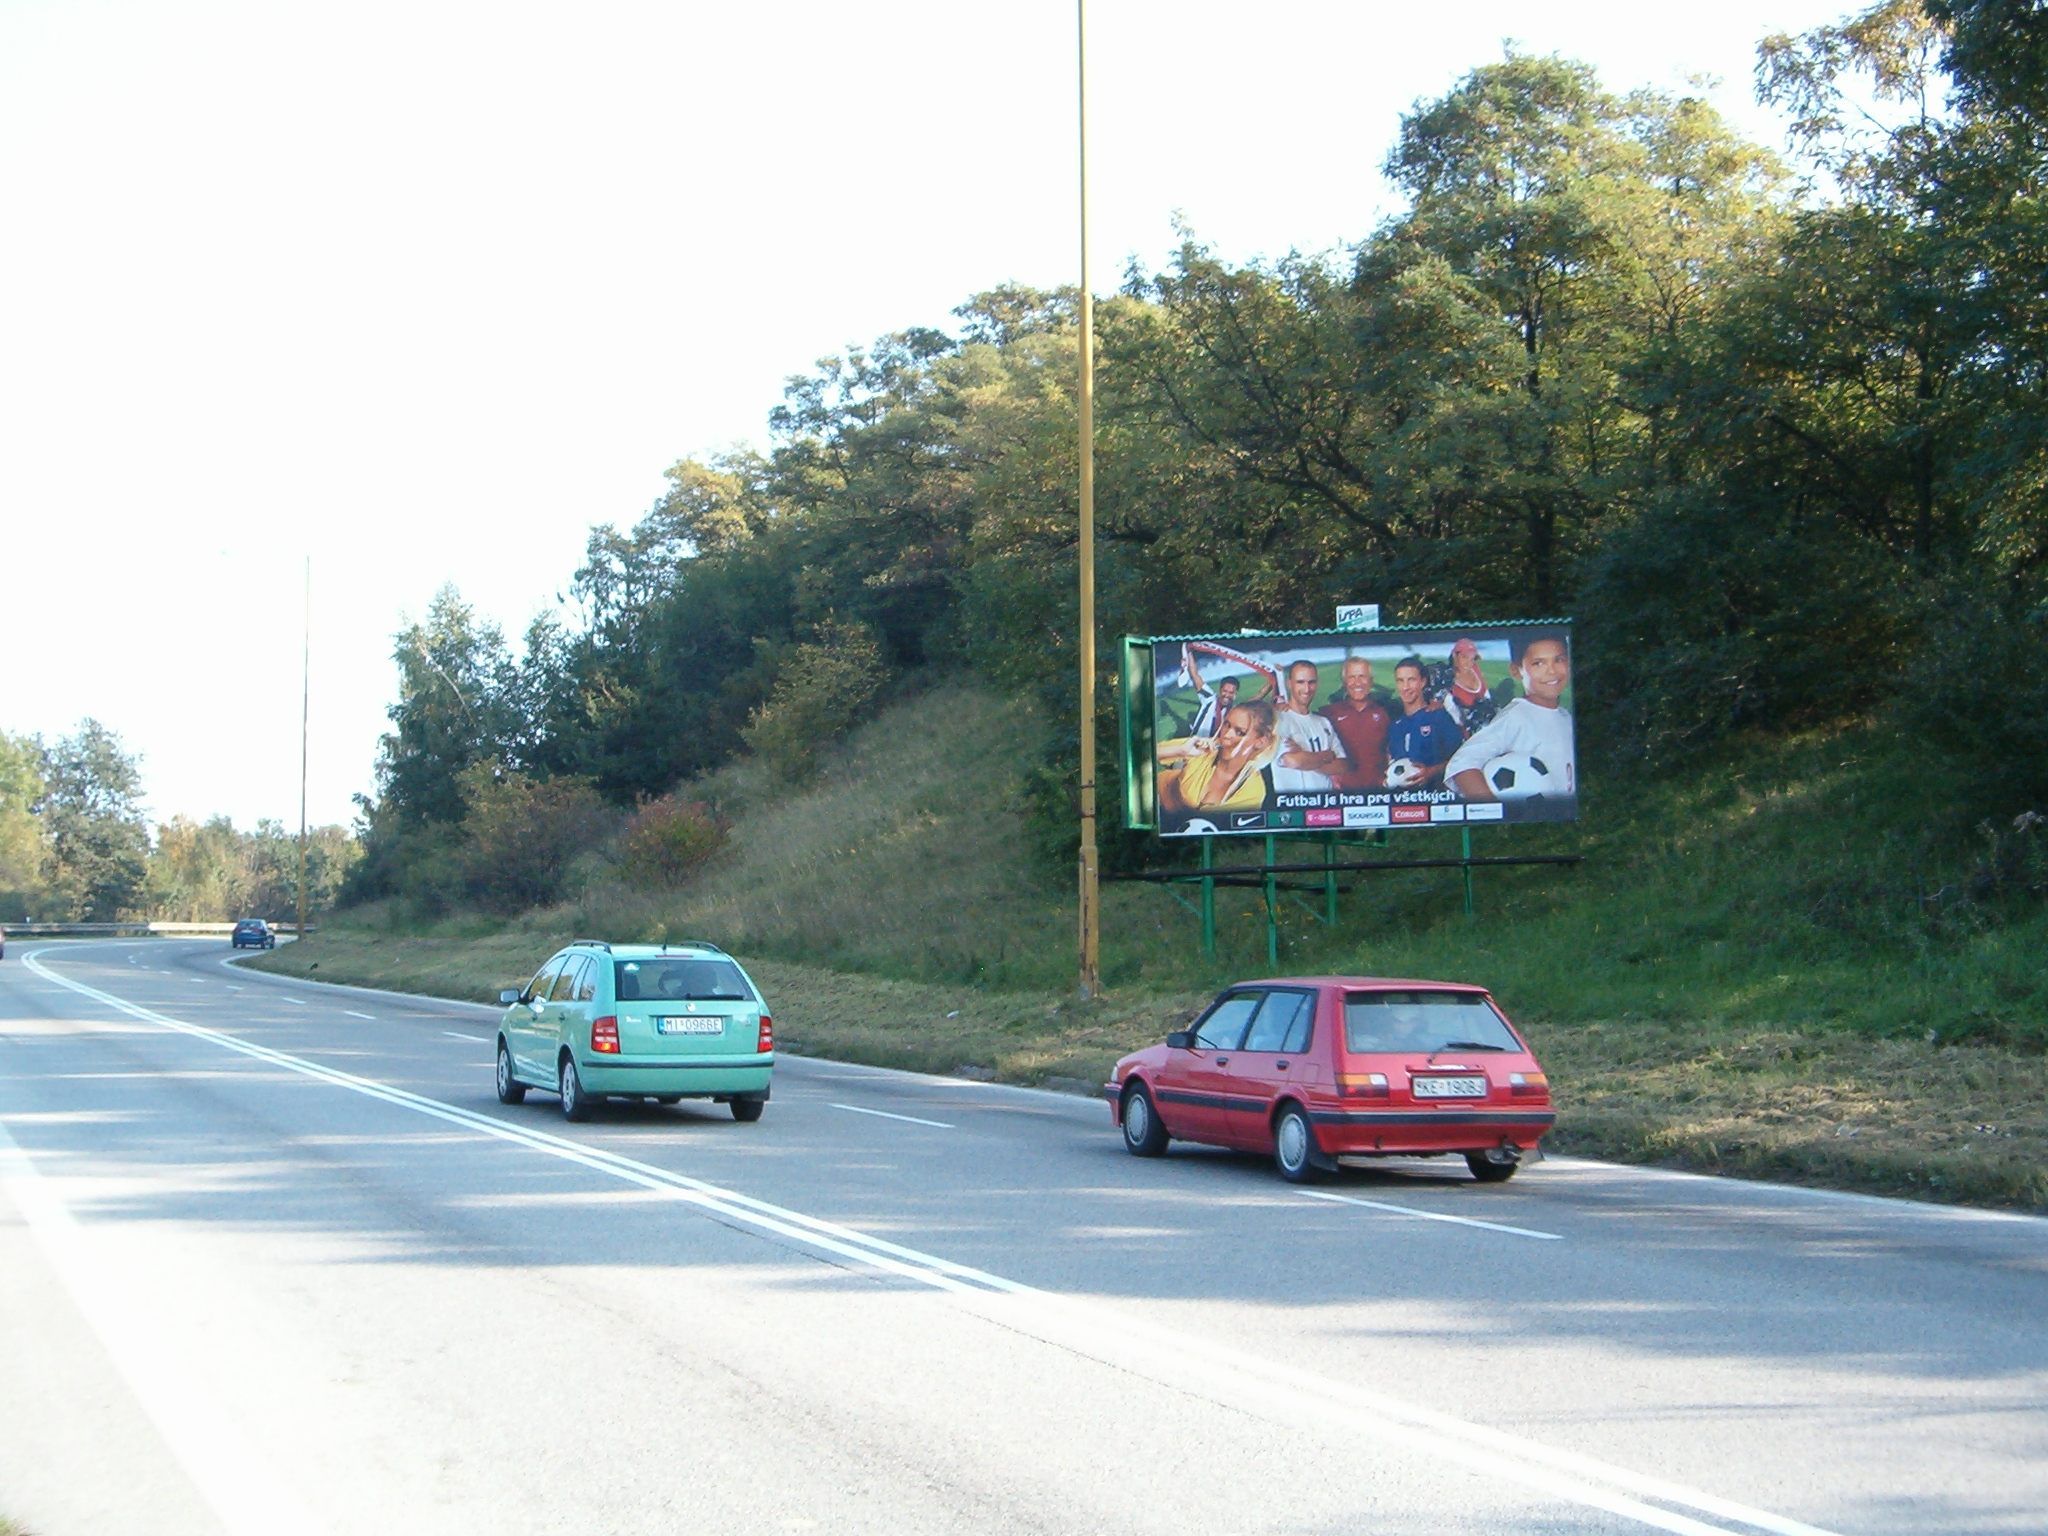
[0,0,1852,829]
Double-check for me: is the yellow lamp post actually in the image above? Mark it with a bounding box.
[1075,0,1100,999]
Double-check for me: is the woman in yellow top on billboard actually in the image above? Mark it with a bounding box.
[1155,700,1278,815]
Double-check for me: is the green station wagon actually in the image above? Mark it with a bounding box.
[494,940,774,1122]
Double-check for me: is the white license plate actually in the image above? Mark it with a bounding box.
[656,1018,725,1036]
[1412,1075,1488,1099]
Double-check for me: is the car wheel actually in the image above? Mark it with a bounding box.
[1120,1084,1169,1157]
[1273,1103,1327,1184]
[1466,1152,1519,1183]
[559,1054,594,1122]
[653,1094,682,1105]
[495,1041,526,1105]
[730,1094,765,1123]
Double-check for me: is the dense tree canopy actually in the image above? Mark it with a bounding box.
[350,5,2048,899]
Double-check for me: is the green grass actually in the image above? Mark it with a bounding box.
[253,680,2048,1210]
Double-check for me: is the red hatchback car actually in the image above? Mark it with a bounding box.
[1104,977,1554,1183]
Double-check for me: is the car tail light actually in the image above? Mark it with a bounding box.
[756,1015,773,1053]
[1338,1072,1389,1099]
[591,1016,620,1054]
[1509,1071,1548,1099]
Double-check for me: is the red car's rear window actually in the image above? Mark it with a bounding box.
[1342,990,1522,1055]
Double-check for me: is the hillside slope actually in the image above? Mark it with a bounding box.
[262,680,2048,1208]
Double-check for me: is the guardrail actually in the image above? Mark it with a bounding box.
[0,921,312,937]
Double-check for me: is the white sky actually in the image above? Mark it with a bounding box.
[0,0,1851,830]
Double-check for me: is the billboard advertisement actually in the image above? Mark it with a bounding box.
[1134,622,1576,837]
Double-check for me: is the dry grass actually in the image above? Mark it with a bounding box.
[248,928,2048,1209]
[1531,1020,2048,1207]
[561,685,1077,988]
[245,925,569,1004]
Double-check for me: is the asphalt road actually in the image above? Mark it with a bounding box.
[1,940,2043,1536]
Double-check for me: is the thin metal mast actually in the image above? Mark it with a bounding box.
[1075,0,1100,998]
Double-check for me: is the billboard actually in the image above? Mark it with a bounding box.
[1125,622,1576,836]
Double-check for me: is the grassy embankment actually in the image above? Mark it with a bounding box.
[251,684,2048,1209]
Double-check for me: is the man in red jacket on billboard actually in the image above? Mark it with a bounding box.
[1319,655,1390,790]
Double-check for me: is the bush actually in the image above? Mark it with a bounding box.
[1893,591,2048,812]
[740,618,887,781]
[616,796,725,888]
[454,763,613,914]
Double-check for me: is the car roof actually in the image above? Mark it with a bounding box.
[1223,976,1492,992]
[596,944,732,960]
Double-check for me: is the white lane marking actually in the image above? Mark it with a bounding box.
[21,949,1841,1536]
[280,997,305,1006]
[1295,1187,1563,1241]
[1542,1154,2048,1229]
[344,1010,376,1021]
[0,1117,324,1536]
[443,1031,488,1042]
[189,978,205,984]
[829,1102,954,1130]
[226,985,243,992]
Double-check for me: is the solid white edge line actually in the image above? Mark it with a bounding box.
[829,1102,955,1129]
[1296,1187,1564,1240]
[20,945,1846,1536]
[442,1031,487,1042]
[0,1116,324,1536]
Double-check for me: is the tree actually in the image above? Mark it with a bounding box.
[41,721,149,920]
[0,731,51,921]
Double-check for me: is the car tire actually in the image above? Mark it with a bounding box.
[560,1054,594,1122]
[495,1041,526,1105]
[653,1094,682,1105]
[1466,1152,1519,1183]
[730,1094,765,1123]
[1121,1084,1169,1157]
[1273,1103,1327,1184]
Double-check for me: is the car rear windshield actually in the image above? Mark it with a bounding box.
[1343,991,1521,1055]
[614,957,755,1003]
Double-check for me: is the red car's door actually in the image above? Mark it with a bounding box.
[1223,988,1319,1146]
[1154,991,1262,1144]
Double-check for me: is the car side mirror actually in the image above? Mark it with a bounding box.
[1165,1030,1194,1050]
[499,989,520,1005]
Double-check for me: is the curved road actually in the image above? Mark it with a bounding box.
[1,939,2043,1536]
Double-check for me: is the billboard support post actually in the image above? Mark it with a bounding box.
[1073,0,1100,1000]
[1199,838,1216,960]
[1324,834,1339,926]
[1461,827,1474,916]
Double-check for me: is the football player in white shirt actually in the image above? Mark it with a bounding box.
[1447,635,1575,800]
[1272,660,1347,791]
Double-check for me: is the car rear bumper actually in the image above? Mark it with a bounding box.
[578,1057,773,1096]
[1310,1106,1554,1154]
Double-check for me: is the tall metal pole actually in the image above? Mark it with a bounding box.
[1075,0,1100,999]
[296,557,310,940]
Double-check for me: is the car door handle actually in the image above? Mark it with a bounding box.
[1276,1061,1290,1069]
[1214,1057,1229,1066]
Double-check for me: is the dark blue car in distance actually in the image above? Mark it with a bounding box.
[231,919,276,950]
